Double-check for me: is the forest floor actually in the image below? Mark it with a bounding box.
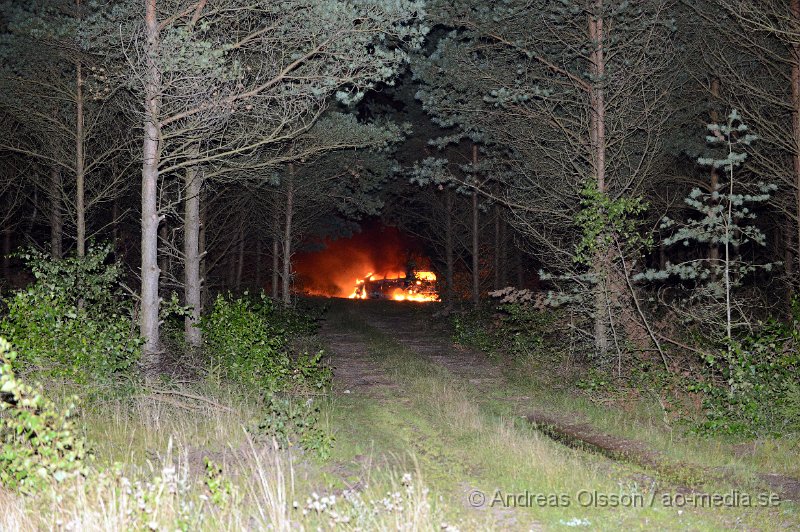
[317,299,800,530]
[5,299,799,530]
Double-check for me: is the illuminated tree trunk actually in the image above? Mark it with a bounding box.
[471,144,480,307]
[75,59,85,257]
[140,0,163,367]
[199,191,207,310]
[183,158,202,348]
[589,0,610,354]
[281,164,295,304]
[49,165,63,259]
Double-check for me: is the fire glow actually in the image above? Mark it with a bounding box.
[348,271,439,302]
[292,225,440,302]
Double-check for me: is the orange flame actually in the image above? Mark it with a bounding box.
[348,271,439,302]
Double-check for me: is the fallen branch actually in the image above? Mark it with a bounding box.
[142,387,236,413]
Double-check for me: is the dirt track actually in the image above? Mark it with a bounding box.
[319,299,800,503]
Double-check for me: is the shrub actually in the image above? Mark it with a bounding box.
[451,309,499,354]
[689,309,800,436]
[0,245,141,384]
[201,292,332,456]
[257,395,334,459]
[0,337,88,494]
[201,293,292,391]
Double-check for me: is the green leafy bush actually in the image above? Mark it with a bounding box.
[0,245,141,384]
[201,293,292,391]
[0,337,88,494]
[690,312,800,436]
[452,303,561,364]
[452,309,500,354]
[258,395,334,459]
[201,292,332,456]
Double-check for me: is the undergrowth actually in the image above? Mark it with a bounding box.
[453,299,800,438]
[201,292,333,457]
[0,337,88,494]
[0,245,141,385]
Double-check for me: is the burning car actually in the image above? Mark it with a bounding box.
[349,271,439,302]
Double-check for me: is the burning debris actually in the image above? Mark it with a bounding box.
[293,224,440,301]
[349,271,439,302]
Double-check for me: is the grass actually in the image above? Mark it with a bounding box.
[490,359,800,484]
[1,379,447,531]
[320,302,799,530]
[2,300,798,530]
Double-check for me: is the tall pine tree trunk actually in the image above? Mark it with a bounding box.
[272,235,280,299]
[791,0,800,295]
[493,204,501,290]
[199,191,208,310]
[471,145,480,307]
[589,0,610,354]
[499,216,508,287]
[75,58,86,257]
[281,164,295,305]
[183,159,202,348]
[49,165,63,259]
[140,0,163,368]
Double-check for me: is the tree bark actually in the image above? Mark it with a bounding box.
[281,164,295,305]
[444,187,455,307]
[75,59,86,257]
[493,204,501,290]
[791,0,800,295]
[786,231,795,312]
[140,0,163,368]
[589,0,610,355]
[499,216,508,287]
[183,159,202,348]
[199,189,208,310]
[49,165,63,259]
[272,233,280,299]
[471,144,480,307]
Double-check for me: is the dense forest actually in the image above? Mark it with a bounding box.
[1,1,799,530]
